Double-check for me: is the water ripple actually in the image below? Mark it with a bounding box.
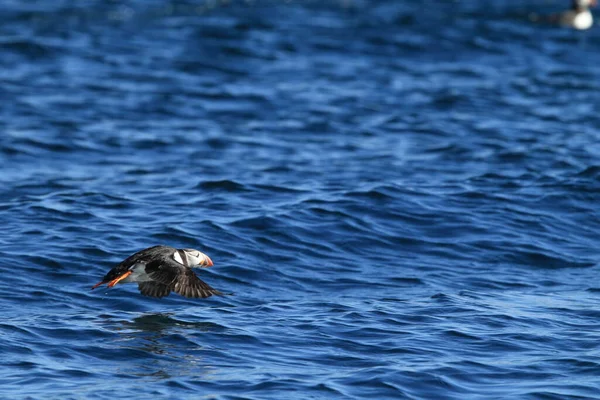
[1,0,600,399]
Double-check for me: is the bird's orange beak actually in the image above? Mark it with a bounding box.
[202,255,214,267]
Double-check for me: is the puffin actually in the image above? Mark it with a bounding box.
[557,0,597,30]
[91,245,223,298]
[531,0,598,30]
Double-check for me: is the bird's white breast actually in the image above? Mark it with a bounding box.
[574,10,593,30]
[122,263,152,283]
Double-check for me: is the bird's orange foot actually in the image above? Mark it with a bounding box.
[107,271,132,288]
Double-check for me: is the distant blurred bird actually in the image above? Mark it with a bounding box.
[92,245,223,298]
[530,0,597,30]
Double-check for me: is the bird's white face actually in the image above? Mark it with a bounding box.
[173,248,214,268]
[577,0,597,8]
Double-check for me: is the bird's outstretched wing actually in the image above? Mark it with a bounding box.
[172,268,223,298]
[145,257,223,299]
[138,282,171,298]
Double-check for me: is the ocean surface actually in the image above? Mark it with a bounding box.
[2,1,600,399]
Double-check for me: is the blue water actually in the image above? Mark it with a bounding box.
[2,1,600,398]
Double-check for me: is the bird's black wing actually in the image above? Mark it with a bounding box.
[145,258,222,299]
[118,245,173,269]
[138,282,171,298]
[172,268,223,299]
[99,245,174,283]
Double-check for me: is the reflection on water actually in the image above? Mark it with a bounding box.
[122,312,225,333]
[102,313,226,380]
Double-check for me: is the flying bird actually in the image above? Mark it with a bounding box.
[92,245,223,298]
